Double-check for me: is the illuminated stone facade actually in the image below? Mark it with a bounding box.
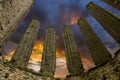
[0,0,33,51]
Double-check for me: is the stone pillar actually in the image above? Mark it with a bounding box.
[103,0,120,10]
[40,27,56,77]
[78,18,112,66]
[63,26,84,76]
[11,19,40,68]
[87,2,120,45]
[0,0,33,51]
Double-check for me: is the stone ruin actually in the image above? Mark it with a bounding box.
[0,0,120,79]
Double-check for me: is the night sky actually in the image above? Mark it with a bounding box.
[3,0,120,78]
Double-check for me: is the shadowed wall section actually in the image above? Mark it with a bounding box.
[63,26,84,76]
[103,0,120,10]
[0,0,33,52]
[11,19,40,67]
[87,2,120,45]
[40,27,56,77]
[78,18,112,66]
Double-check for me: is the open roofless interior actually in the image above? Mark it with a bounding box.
[0,0,120,80]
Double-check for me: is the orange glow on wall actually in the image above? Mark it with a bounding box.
[81,56,95,71]
[4,50,15,61]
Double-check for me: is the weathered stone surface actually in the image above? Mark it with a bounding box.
[0,57,54,80]
[11,19,40,68]
[7,50,119,80]
[64,50,120,80]
[87,2,120,45]
[40,27,56,77]
[103,0,120,10]
[82,50,120,80]
[0,0,33,50]
[84,63,119,80]
[78,18,112,66]
[63,26,84,76]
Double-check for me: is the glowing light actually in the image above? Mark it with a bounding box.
[4,40,44,62]
[81,57,95,71]
[29,40,66,62]
[29,40,43,62]
[4,50,15,61]
[70,16,79,25]
[56,49,65,58]
[5,39,66,61]
[4,39,95,77]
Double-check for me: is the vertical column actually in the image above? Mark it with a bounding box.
[11,19,40,68]
[63,26,84,76]
[102,0,120,10]
[40,27,56,77]
[0,0,33,50]
[78,18,112,66]
[87,2,120,45]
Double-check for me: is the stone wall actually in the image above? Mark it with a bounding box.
[0,56,53,80]
[0,0,33,50]
[65,50,120,80]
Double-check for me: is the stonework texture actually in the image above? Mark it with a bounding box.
[0,0,33,49]
[103,0,120,10]
[63,26,84,76]
[65,50,120,80]
[83,50,120,80]
[11,19,40,67]
[78,18,112,66]
[87,2,120,45]
[0,56,54,80]
[40,27,56,77]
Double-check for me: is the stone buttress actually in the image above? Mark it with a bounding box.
[40,27,56,77]
[87,2,120,45]
[78,18,112,66]
[11,19,40,67]
[63,26,84,76]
